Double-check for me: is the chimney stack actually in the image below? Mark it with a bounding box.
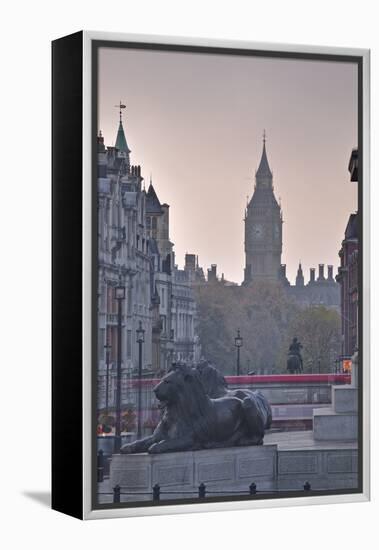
[208,264,218,283]
[185,254,196,271]
[318,264,325,280]
[310,268,315,283]
[328,265,333,280]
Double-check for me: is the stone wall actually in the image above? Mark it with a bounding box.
[105,434,358,503]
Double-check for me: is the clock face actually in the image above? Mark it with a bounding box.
[252,223,264,239]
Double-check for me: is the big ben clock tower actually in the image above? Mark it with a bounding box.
[243,134,282,284]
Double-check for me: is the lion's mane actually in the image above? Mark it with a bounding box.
[160,365,217,444]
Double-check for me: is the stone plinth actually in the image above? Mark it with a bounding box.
[110,445,277,500]
[313,373,359,441]
[266,431,358,491]
[313,407,358,441]
[332,385,358,414]
[98,433,358,504]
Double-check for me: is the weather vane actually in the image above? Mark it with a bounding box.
[115,101,126,122]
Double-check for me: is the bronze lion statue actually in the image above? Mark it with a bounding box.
[196,360,272,406]
[120,363,272,454]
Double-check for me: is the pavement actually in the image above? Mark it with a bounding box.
[264,429,358,451]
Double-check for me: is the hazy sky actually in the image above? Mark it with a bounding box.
[98,47,358,284]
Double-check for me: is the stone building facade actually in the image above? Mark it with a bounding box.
[336,148,359,359]
[97,114,199,411]
[146,184,201,373]
[97,119,152,411]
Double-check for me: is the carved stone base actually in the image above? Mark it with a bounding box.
[313,383,358,441]
[103,434,358,503]
[110,445,277,500]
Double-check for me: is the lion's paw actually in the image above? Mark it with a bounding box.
[120,444,133,454]
[148,442,166,454]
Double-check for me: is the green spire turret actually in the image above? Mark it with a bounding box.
[115,120,131,154]
[114,101,131,154]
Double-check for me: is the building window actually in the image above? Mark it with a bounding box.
[126,330,132,359]
[127,287,132,315]
[108,286,117,314]
[160,315,166,334]
[99,328,105,361]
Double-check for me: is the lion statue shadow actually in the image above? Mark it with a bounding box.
[120,362,272,455]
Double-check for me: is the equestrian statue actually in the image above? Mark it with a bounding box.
[286,337,303,374]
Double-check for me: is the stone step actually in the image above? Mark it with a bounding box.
[332,385,358,414]
[313,407,358,441]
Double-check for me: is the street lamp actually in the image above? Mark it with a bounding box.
[136,321,145,439]
[334,358,340,374]
[234,329,243,376]
[104,342,112,415]
[114,283,125,453]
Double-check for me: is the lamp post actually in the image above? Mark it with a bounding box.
[114,283,125,453]
[136,321,145,439]
[234,329,243,376]
[104,342,112,415]
[334,358,339,374]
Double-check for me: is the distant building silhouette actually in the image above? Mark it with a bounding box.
[241,135,340,308]
[336,148,359,358]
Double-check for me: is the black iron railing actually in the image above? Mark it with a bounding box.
[98,480,313,504]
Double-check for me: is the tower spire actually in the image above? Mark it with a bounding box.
[114,101,131,157]
[255,130,273,186]
[244,133,282,285]
[115,100,126,123]
[296,261,305,287]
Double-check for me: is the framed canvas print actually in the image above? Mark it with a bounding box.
[52,31,370,520]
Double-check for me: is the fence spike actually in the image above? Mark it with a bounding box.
[153,483,160,502]
[113,484,121,503]
[249,482,257,495]
[198,482,206,499]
